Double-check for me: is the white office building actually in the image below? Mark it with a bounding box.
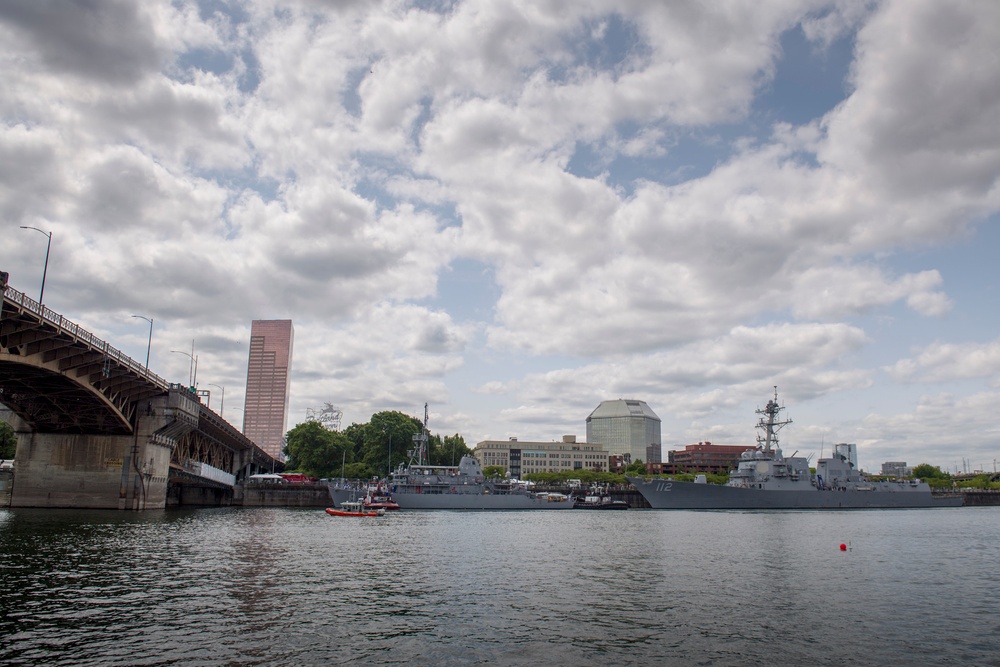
[586,399,661,464]
[473,436,608,478]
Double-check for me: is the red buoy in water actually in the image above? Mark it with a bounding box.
[839,543,847,551]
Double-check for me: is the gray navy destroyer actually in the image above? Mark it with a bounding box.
[329,407,574,510]
[628,389,963,510]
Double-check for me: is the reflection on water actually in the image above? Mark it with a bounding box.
[2,507,999,666]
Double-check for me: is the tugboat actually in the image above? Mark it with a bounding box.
[574,484,628,510]
[628,388,964,510]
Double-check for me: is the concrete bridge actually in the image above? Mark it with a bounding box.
[0,270,277,509]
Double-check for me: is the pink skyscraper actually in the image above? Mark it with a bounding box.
[242,320,294,459]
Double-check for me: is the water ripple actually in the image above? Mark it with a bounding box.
[2,507,1000,666]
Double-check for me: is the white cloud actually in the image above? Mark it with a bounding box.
[1,0,999,470]
[858,391,1000,468]
[823,0,1000,206]
[885,339,1000,384]
[790,265,951,320]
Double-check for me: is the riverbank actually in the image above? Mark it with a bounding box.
[5,475,995,509]
[232,482,997,509]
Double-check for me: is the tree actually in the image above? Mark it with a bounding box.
[912,464,949,480]
[363,411,423,477]
[318,409,471,479]
[525,471,560,484]
[624,458,647,476]
[283,420,353,478]
[0,422,15,460]
[482,465,505,479]
[911,463,953,489]
[429,434,472,466]
[955,474,1000,491]
[341,422,367,460]
[343,461,374,479]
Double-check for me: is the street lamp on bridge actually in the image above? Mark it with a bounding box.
[19,226,52,305]
[170,346,198,389]
[208,383,225,418]
[131,315,153,372]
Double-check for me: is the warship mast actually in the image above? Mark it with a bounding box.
[756,387,791,454]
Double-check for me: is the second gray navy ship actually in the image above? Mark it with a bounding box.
[329,408,574,510]
[628,388,964,510]
[329,455,575,510]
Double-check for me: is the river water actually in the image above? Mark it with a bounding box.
[1,506,998,666]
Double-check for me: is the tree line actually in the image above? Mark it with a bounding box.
[282,410,470,479]
[910,463,1000,490]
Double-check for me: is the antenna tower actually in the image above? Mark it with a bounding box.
[411,402,430,466]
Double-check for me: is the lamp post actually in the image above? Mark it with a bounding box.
[170,346,198,388]
[209,383,225,418]
[19,226,52,305]
[131,315,153,372]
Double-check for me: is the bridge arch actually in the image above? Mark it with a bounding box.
[0,354,133,434]
[1,284,170,435]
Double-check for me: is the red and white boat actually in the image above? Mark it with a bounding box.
[364,488,400,511]
[325,501,385,517]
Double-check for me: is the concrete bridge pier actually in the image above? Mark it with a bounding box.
[10,391,200,510]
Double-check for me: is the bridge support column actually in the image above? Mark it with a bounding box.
[9,392,199,510]
[11,430,149,509]
[120,400,176,510]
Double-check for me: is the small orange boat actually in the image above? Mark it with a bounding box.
[325,501,384,517]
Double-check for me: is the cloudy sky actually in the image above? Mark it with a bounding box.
[2,0,998,473]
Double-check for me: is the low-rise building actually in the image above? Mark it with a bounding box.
[473,435,609,477]
[881,461,910,478]
[648,441,755,475]
[609,454,631,474]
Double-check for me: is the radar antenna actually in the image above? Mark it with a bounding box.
[411,402,430,466]
[756,386,791,454]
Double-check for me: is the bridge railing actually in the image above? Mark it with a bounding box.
[2,280,171,391]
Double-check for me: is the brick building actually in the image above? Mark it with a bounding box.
[646,441,755,475]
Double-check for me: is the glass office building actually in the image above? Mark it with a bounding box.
[242,320,294,459]
[586,399,661,464]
